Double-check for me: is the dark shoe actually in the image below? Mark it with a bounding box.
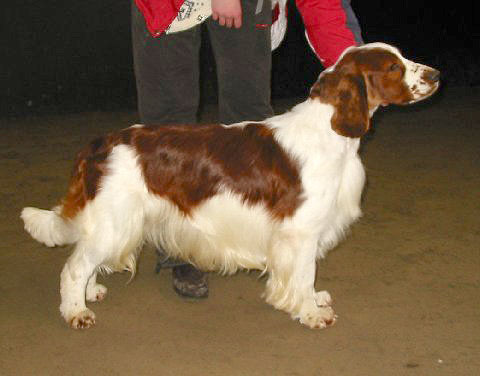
[172,264,209,299]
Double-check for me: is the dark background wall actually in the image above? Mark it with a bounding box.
[2,0,479,118]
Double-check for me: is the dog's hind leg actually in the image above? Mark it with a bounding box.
[264,231,336,329]
[59,195,145,329]
[86,271,107,303]
[59,239,101,329]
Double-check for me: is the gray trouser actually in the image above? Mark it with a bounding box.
[131,0,273,125]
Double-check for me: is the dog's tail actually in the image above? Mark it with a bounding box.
[21,206,79,247]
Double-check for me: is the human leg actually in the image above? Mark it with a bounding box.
[131,2,201,124]
[132,3,209,298]
[166,0,273,297]
[207,0,273,124]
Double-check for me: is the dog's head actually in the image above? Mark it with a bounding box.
[310,42,440,138]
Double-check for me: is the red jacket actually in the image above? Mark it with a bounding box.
[134,0,362,67]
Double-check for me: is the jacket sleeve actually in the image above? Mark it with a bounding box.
[295,0,363,67]
[134,0,183,37]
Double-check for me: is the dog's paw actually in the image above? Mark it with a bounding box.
[314,290,332,307]
[86,283,107,302]
[69,309,96,329]
[298,302,336,329]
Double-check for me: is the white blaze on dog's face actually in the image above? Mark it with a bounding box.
[402,58,441,103]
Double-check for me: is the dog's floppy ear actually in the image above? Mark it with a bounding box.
[310,71,370,138]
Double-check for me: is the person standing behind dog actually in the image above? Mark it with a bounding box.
[131,0,363,298]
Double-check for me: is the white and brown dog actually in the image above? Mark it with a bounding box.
[21,43,439,329]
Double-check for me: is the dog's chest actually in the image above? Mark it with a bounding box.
[295,138,364,231]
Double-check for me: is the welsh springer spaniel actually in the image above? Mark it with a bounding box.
[21,43,440,329]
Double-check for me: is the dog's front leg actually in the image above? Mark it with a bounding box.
[264,231,336,329]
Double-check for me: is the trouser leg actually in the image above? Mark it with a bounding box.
[132,3,208,298]
[207,0,273,124]
[131,2,201,124]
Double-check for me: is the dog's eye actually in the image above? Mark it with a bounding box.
[389,63,401,72]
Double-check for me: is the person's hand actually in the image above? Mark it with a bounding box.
[211,0,242,28]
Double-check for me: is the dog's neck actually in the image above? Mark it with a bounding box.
[269,98,361,165]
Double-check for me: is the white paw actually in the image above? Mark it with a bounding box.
[68,309,96,329]
[314,290,332,307]
[86,283,107,302]
[299,301,336,329]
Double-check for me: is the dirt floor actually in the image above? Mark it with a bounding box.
[1,86,479,375]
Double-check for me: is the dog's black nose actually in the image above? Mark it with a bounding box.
[426,69,440,82]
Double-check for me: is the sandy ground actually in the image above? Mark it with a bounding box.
[1,87,479,375]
